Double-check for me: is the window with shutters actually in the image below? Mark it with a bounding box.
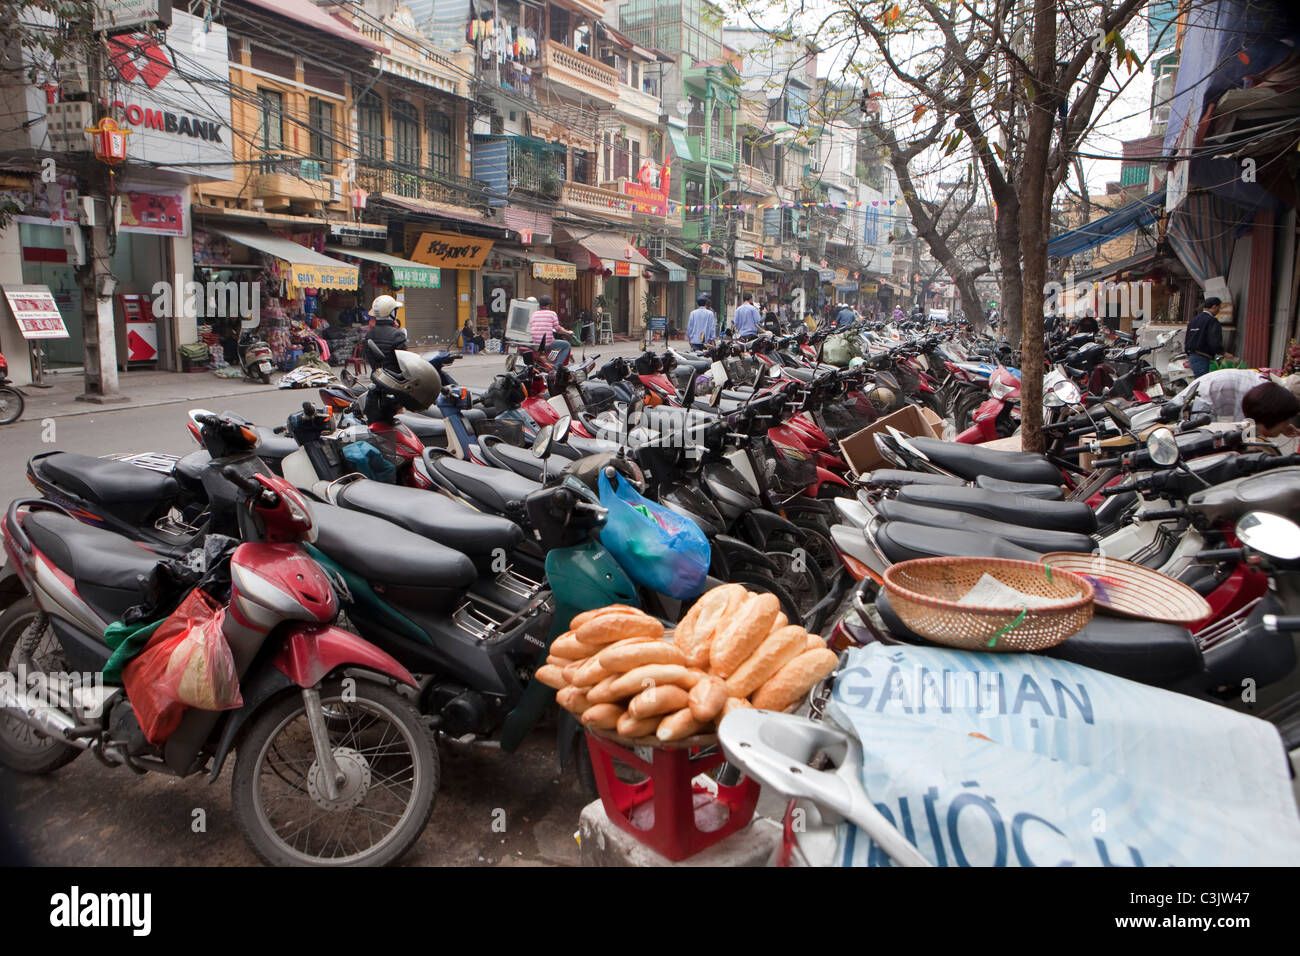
[615,136,630,180]
[428,110,453,175]
[392,100,420,168]
[358,91,384,161]
[309,98,334,163]
[573,148,593,186]
[257,89,283,153]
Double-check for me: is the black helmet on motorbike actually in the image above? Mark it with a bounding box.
[371,349,441,410]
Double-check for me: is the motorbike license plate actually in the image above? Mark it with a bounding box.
[259,361,272,373]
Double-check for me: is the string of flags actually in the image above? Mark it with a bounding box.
[672,199,903,213]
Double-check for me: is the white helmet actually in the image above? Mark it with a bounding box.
[370,294,400,321]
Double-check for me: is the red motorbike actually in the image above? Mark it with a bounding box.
[0,351,24,425]
[0,468,438,866]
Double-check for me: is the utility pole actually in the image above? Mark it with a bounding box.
[77,18,125,404]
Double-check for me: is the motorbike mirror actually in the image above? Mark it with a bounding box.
[505,352,519,372]
[531,423,554,459]
[1103,401,1132,431]
[1146,426,1179,467]
[554,414,572,443]
[1235,511,1300,562]
[1052,379,1083,405]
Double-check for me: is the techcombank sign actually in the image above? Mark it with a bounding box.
[102,9,234,180]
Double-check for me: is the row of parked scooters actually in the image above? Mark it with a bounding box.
[2,317,1297,867]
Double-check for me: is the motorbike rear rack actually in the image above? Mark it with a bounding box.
[106,451,181,474]
[494,565,544,600]
[1194,596,1264,652]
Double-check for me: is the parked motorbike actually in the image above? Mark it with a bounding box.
[0,351,24,425]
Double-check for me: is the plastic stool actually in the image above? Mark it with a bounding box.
[585,730,761,862]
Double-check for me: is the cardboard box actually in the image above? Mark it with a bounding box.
[840,404,947,477]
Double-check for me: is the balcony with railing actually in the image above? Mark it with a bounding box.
[543,42,619,104]
[354,159,490,214]
[613,85,661,127]
[685,135,737,167]
[561,181,635,221]
[735,162,774,194]
[253,152,335,210]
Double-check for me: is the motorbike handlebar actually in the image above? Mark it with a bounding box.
[1264,615,1300,634]
[1195,548,1244,564]
[1141,506,1188,520]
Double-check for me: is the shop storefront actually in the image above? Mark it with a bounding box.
[407,228,495,340]
[325,245,445,351]
[557,229,653,334]
[197,225,359,369]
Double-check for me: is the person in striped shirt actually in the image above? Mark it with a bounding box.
[528,295,572,365]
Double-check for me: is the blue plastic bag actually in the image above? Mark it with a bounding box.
[597,470,710,600]
[342,441,396,483]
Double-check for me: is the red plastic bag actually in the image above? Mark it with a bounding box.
[121,589,243,745]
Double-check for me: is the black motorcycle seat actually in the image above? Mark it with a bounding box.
[904,436,1063,486]
[874,521,1042,564]
[22,510,161,622]
[974,474,1065,500]
[864,469,964,489]
[781,366,816,384]
[411,405,488,425]
[877,499,1095,554]
[251,428,299,461]
[427,455,541,516]
[478,436,566,482]
[896,484,1098,534]
[39,452,179,508]
[310,502,475,590]
[334,478,523,559]
[875,588,1204,689]
[395,413,447,443]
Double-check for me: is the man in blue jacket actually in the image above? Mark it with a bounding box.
[1185,297,1227,378]
[686,295,716,350]
[733,292,761,340]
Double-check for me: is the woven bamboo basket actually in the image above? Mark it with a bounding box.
[882,557,1095,651]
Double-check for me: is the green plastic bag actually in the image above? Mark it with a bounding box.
[102,618,163,685]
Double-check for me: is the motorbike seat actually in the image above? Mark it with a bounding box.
[896,484,1098,534]
[903,436,1063,486]
[973,474,1065,500]
[478,435,567,482]
[22,510,163,624]
[877,499,1095,554]
[875,588,1204,689]
[863,469,964,489]
[333,478,523,566]
[874,521,1042,564]
[310,502,475,599]
[252,427,299,462]
[425,454,542,518]
[780,367,816,384]
[395,413,447,444]
[38,452,179,526]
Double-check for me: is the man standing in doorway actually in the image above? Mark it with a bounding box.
[734,291,761,340]
[687,295,716,350]
[1186,296,1228,378]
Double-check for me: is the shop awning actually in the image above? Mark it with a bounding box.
[744,258,784,276]
[559,229,652,270]
[218,227,358,289]
[667,127,694,163]
[1046,189,1166,260]
[517,250,577,280]
[655,258,688,282]
[736,264,763,285]
[325,245,441,288]
[664,242,699,262]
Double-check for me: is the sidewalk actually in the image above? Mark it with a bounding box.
[20,338,654,420]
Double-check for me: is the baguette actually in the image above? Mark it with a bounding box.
[575,610,663,647]
[687,675,728,723]
[584,674,626,705]
[555,686,590,713]
[627,683,691,719]
[709,592,781,678]
[545,654,569,668]
[805,633,826,651]
[569,604,641,631]
[570,656,616,688]
[656,707,704,742]
[724,625,807,699]
[579,702,624,730]
[533,664,566,690]
[551,634,592,660]
[671,601,708,668]
[751,648,838,712]
[693,584,747,647]
[605,664,692,701]
[616,711,662,738]
[597,639,687,672]
[720,696,752,719]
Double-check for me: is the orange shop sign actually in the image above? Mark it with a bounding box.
[410,232,494,270]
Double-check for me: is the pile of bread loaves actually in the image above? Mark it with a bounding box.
[534,584,838,744]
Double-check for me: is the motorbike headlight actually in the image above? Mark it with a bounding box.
[989,376,1014,400]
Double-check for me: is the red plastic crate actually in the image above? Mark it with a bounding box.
[585,730,761,862]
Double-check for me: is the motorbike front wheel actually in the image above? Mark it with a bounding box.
[0,386,24,425]
[231,678,438,867]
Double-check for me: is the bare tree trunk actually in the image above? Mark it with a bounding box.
[1015,0,1058,455]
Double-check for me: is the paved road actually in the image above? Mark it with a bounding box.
[0,345,654,866]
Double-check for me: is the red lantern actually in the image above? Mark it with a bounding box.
[701,242,711,256]
[86,118,130,165]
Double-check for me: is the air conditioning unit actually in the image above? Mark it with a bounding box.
[327,177,343,202]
